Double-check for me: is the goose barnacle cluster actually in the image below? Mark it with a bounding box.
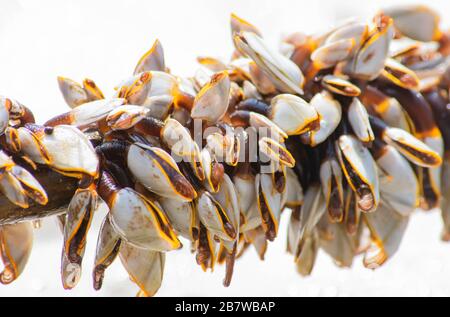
[0,4,448,296]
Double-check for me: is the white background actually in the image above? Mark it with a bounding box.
[0,0,450,296]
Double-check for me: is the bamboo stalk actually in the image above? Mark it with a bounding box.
[0,168,78,225]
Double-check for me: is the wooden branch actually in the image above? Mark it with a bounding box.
[0,168,78,225]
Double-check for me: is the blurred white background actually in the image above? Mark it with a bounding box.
[0,0,450,296]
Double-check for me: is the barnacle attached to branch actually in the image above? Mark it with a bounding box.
[0,4,449,296]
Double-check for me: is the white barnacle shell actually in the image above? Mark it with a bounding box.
[109,188,180,251]
[119,242,165,297]
[191,71,231,123]
[347,98,375,144]
[306,91,342,146]
[269,94,318,136]
[234,32,305,94]
[336,135,380,212]
[127,143,197,202]
[343,15,394,80]
[0,222,34,285]
[376,144,419,216]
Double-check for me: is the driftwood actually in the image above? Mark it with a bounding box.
[0,168,78,225]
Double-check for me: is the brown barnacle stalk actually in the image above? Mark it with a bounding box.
[0,168,77,225]
[0,4,450,296]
